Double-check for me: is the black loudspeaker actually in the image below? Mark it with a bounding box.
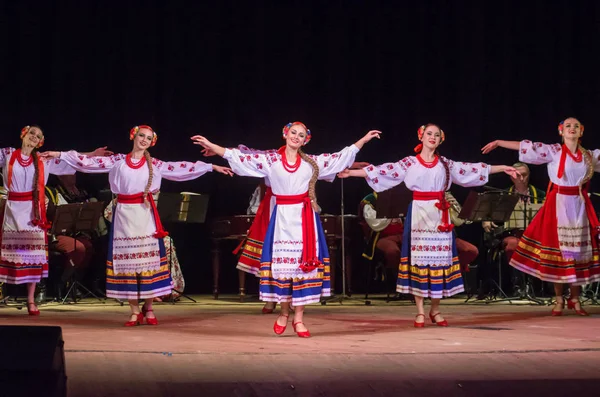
[0,326,67,397]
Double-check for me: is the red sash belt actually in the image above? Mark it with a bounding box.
[8,191,51,230]
[412,191,454,232]
[117,193,168,239]
[275,192,319,272]
[552,183,600,238]
[8,191,34,201]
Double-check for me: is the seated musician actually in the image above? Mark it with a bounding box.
[43,184,95,299]
[482,162,545,261]
[360,191,479,275]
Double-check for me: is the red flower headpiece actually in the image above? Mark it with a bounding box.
[414,124,445,153]
[20,126,44,148]
[282,121,311,145]
[130,125,158,147]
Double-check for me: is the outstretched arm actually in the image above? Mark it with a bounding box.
[39,150,117,174]
[81,147,114,157]
[481,140,520,154]
[490,165,521,179]
[353,130,382,149]
[338,169,367,178]
[190,135,226,157]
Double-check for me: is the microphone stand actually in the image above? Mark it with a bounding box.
[321,178,366,306]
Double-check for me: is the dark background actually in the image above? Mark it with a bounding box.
[1,0,599,294]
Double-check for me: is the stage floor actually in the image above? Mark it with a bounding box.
[1,295,600,397]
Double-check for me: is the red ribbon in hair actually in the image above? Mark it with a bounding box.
[117,193,169,238]
[276,192,320,272]
[7,149,51,230]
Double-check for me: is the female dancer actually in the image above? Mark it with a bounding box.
[0,125,109,315]
[192,122,380,337]
[481,117,600,316]
[339,124,520,327]
[42,125,233,325]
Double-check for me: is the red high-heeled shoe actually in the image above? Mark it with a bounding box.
[124,312,144,327]
[273,313,289,335]
[567,298,589,316]
[551,299,564,316]
[414,314,425,328]
[429,312,449,327]
[262,304,275,314]
[292,321,311,338]
[26,302,40,316]
[145,309,159,325]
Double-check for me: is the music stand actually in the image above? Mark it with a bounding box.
[157,192,210,303]
[459,191,518,303]
[375,184,413,219]
[51,202,105,304]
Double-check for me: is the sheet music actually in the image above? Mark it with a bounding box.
[506,203,543,229]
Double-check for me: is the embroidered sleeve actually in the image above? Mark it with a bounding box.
[446,158,490,187]
[519,140,559,165]
[363,156,413,192]
[0,147,14,168]
[308,144,360,181]
[59,150,121,174]
[154,158,213,182]
[45,158,77,176]
[223,146,271,178]
[592,149,600,173]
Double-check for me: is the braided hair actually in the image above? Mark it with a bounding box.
[298,148,320,212]
[143,149,154,203]
[31,149,41,221]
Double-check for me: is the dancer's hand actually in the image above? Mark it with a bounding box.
[213,165,234,176]
[337,169,352,179]
[350,161,370,169]
[361,130,382,144]
[201,148,217,157]
[503,166,522,180]
[481,140,499,154]
[90,146,114,157]
[39,151,60,159]
[191,135,213,150]
[354,130,382,149]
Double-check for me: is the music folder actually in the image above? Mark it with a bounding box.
[459,191,519,223]
[374,184,412,219]
[157,192,210,224]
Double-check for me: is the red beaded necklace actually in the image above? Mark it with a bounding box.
[125,153,146,169]
[280,149,302,173]
[416,154,439,168]
[16,149,34,167]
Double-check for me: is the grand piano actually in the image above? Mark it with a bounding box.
[210,214,360,300]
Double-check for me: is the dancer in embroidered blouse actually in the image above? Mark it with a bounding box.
[481,117,600,316]
[0,125,110,315]
[192,122,381,337]
[41,125,233,326]
[339,124,520,327]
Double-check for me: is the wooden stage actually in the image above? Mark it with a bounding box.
[1,295,600,397]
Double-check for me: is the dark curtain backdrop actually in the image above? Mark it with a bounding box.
[1,0,599,293]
